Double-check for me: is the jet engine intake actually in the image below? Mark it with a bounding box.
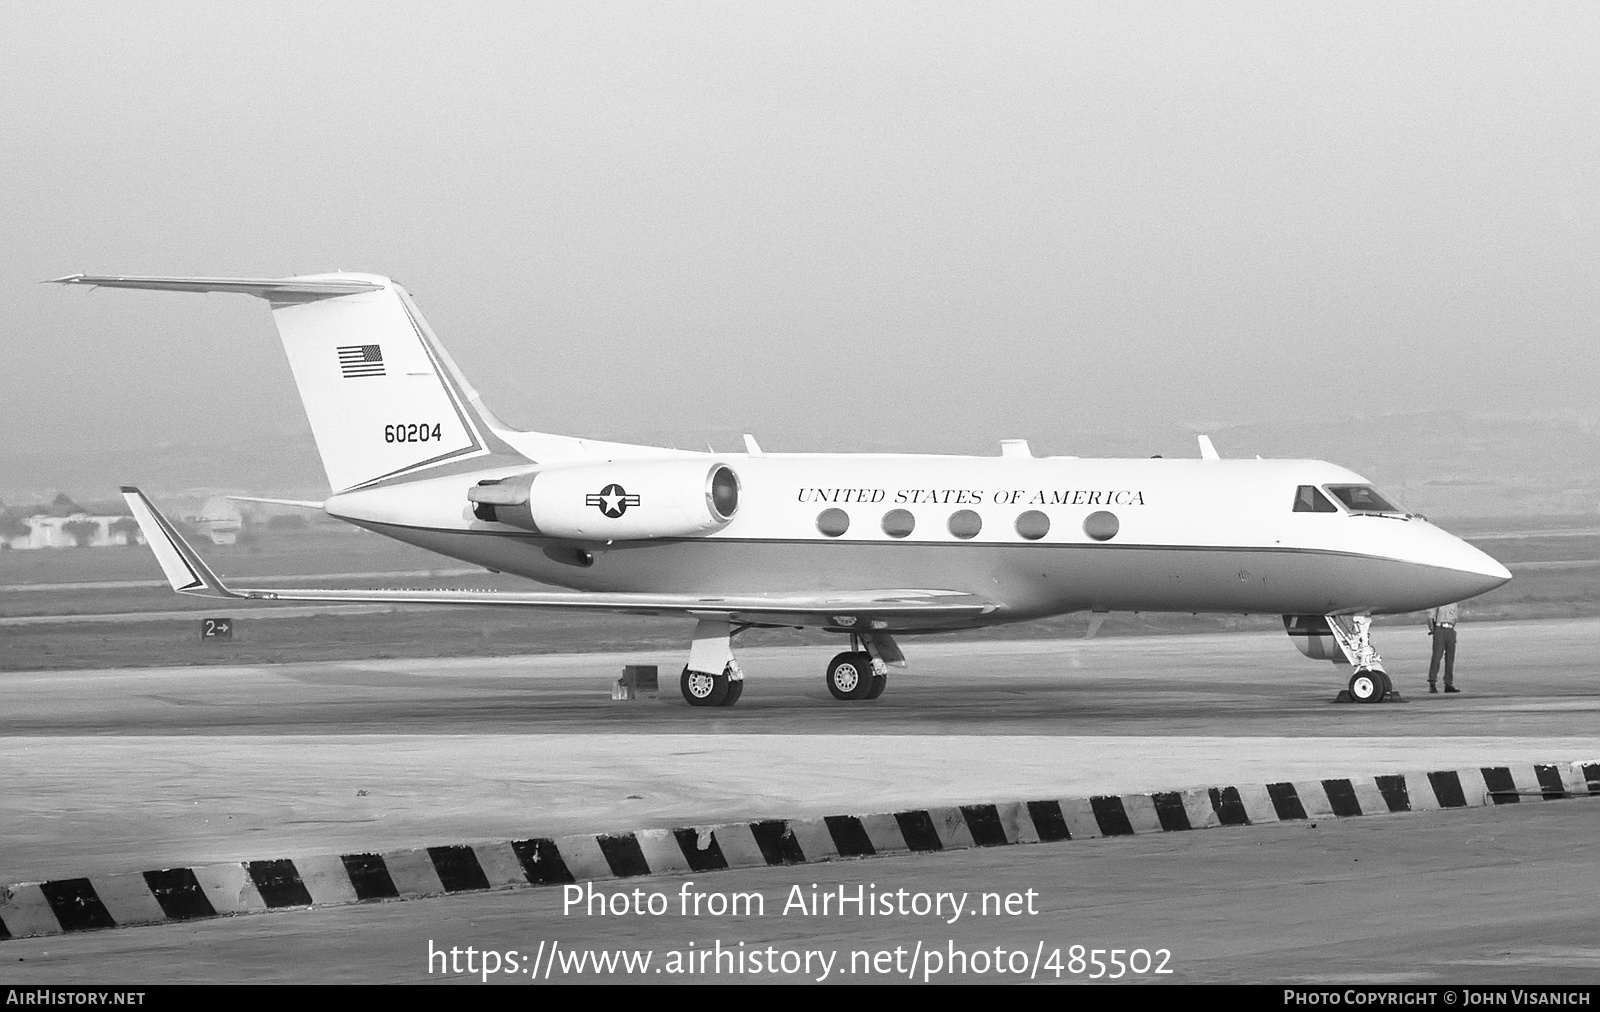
[469,460,740,540]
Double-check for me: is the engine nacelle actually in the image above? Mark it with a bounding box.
[1283,614,1343,662]
[468,460,740,540]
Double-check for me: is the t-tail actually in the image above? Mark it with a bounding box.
[52,272,677,493]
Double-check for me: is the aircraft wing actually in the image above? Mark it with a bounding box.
[121,488,996,627]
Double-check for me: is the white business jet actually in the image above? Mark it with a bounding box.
[53,272,1511,707]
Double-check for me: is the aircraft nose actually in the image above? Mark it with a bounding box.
[1425,527,1512,600]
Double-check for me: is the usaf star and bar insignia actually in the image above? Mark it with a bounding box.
[586,483,641,518]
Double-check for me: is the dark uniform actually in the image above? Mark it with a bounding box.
[1427,602,1460,693]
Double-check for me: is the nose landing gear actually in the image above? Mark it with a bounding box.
[1328,615,1400,703]
[1346,668,1393,704]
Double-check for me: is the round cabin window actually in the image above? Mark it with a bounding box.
[947,509,982,539]
[1084,510,1119,541]
[881,509,916,538]
[816,508,850,537]
[1015,510,1050,540]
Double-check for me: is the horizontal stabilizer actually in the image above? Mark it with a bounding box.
[123,488,996,626]
[54,269,682,485]
[50,274,382,303]
[58,270,529,490]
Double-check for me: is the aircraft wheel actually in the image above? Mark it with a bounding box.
[865,672,887,700]
[681,666,729,707]
[826,652,874,701]
[1348,669,1386,704]
[721,674,744,707]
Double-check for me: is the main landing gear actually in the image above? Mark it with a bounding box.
[825,652,878,700]
[825,632,898,702]
[675,623,907,707]
[679,619,745,708]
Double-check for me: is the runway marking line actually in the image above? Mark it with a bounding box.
[3,759,1597,942]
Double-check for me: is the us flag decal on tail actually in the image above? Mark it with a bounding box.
[337,344,385,378]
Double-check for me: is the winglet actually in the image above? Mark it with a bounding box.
[1197,435,1221,460]
[120,487,241,598]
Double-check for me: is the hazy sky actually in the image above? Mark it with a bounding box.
[3,3,1597,471]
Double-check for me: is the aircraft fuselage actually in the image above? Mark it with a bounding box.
[326,453,1509,632]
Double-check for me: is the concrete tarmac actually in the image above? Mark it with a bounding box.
[3,802,1596,985]
[2,618,1598,983]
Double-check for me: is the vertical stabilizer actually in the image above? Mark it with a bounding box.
[264,274,526,491]
[52,272,528,492]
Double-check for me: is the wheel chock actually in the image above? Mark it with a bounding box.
[1332,690,1410,704]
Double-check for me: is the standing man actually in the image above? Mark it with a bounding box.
[1427,601,1462,694]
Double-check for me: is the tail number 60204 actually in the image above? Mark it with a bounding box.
[386,423,443,443]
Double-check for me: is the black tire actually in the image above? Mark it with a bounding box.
[825,653,876,698]
[681,666,729,707]
[865,672,887,700]
[826,651,874,701]
[1348,669,1386,704]
[722,676,744,707]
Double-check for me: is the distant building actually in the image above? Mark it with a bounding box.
[0,492,144,550]
[4,513,143,550]
[187,497,243,546]
[0,490,265,550]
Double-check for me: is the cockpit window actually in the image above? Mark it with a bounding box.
[1324,484,1401,513]
[1293,485,1338,513]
